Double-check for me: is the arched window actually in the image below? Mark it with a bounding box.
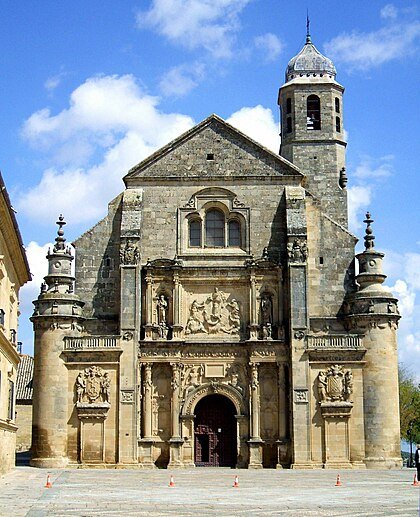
[336,116,341,133]
[335,97,340,113]
[286,117,292,133]
[307,95,321,130]
[205,209,225,247]
[189,219,202,247]
[286,98,292,114]
[228,220,241,247]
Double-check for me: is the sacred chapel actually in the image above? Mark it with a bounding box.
[30,32,402,470]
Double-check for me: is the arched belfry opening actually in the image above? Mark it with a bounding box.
[194,394,237,467]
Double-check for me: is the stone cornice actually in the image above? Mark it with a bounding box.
[0,328,20,365]
[0,173,31,286]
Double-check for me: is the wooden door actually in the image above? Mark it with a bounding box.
[194,394,236,467]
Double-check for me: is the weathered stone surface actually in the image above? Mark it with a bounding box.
[30,40,401,471]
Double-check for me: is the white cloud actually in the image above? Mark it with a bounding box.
[18,75,195,224]
[385,252,420,380]
[324,19,420,69]
[254,33,284,62]
[347,154,394,231]
[159,62,205,97]
[19,241,51,317]
[44,70,68,92]
[381,4,398,19]
[227,105,279,153]
[137,0,251,58]
[347,185,372,231]
[354,155,393,179]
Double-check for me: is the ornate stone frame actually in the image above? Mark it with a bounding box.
[178,187,250,257]
[180,382,249,468]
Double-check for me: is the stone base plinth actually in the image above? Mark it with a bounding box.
[30,456,69,468]
[364,457,403,469]
[248,439,263,469]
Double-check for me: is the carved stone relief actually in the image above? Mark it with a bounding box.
[120,239,139,265]
[185,288,242,336]
[76,366,111,404]
[287,238,307,263]
[317,365,353,403]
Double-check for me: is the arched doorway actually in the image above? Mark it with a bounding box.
[194,394,236,467]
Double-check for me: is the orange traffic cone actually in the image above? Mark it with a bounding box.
[45,474,52,488]
[233,475,239,488]
[335,474,342,487]
[411,473,419,486]
[169,475,175,488]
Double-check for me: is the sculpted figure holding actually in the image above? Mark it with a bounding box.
[157,294,168,324]
[102,372,111,403]
[227,299,241,334]
[317,371,328,402]
[261,294,272,325]
[76,373,85,403]
[185,300,207,334]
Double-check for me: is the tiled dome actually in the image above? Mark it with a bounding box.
[286,35,336,82]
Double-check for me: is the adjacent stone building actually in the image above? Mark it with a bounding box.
[15,353,34,452]
[0,173,31,475]
[31,34,402,469]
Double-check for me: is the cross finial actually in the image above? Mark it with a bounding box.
[363,212,375,251]
[306,10,311,43]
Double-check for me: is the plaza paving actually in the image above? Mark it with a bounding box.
[0,466,419,516]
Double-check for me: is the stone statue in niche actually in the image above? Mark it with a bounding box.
[317,365,353,403]
[75,366,111,404]
[156,294,169,339]
[287,238,308,263]
[260,293,273,340]
[120,239,139,265]
[157,294,168,324]
[185,288,242,335]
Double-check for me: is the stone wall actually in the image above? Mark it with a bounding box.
[0,422,17,475]
[15,403,32,452]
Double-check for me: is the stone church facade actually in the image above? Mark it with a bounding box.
[31,35,402,469]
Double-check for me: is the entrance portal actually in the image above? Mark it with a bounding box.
[194,394,236,467]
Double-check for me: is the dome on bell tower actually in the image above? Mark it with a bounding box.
[285,33,336,82]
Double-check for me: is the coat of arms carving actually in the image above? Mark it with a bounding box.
[317,364,353,403]
[76,366,111,404]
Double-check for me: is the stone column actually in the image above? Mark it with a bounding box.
[31,322,70,468]
[144,271,154,340]
[172,271,183,340]
[138,363,155,467]
[276,362,289,468]
[169,362,184,467]
[248,362,263,468]
[249,271,259,340]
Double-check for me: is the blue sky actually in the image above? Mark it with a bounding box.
[1,1,419,377]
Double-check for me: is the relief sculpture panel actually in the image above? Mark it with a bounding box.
[185,287,244,337]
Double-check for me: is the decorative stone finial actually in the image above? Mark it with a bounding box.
[363,212,375,251]
[339,167,348,189]
[306,11,311,44]
[53,214,66,252]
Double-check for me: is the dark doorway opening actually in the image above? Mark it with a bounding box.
[194,394,236,467]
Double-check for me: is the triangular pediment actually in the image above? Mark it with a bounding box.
[124,114,302,185]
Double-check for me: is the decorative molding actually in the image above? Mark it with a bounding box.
[294,388,308,404]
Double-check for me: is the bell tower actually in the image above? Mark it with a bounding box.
[278,26,348,226]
